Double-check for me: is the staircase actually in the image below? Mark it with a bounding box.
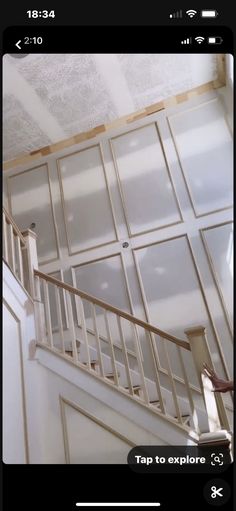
[2,207,233,457]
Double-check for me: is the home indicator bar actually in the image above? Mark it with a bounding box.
[75,504,161,508]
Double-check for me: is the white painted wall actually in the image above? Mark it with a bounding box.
[3,87,233,387]
[3,303,27,463]
[4,261,196,464]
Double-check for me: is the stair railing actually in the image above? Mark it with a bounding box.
[34,268,230,439]
[2,207,34,292]
[2,206,230,442]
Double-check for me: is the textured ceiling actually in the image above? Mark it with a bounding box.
[3,53,217,161]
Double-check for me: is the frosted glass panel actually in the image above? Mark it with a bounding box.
[169,100,233,216]
[111,124,181,235]
[203,223,233,325]
[58,146,116,253]
[8,165,58,264]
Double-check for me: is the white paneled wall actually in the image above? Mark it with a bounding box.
[3,260,172,464]
[3,303,27,463]
[4,87,233,388]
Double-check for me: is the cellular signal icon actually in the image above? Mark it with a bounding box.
[186,9,197,17]
[169,10,183,18]
[181,37,192,45]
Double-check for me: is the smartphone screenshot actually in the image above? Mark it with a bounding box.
[1,5,234,510]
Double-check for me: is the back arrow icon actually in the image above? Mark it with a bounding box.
[15,40,21,49]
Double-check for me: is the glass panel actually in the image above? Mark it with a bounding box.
[8,165,58,264]
[203,223,233,325]
[169,100,233,215]
[111,123,181,235]
[58,145,116,253]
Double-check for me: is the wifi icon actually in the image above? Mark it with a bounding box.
[186,9,197,18]
[195,36,205,44]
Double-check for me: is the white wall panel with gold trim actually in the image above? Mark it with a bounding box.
[4,87,233,389]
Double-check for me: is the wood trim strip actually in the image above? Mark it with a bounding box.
[3,77,224,172]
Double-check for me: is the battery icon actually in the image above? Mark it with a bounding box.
[201,10,218,17]
[208,37,223,44]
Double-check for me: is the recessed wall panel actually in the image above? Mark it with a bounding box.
[63,401,132,464]
[111,123,181,236]
[58,145,117,254]
[168,99,233,216]
[202,222,233,328]
[134,236,217,383]
[8,165,58,264]
[73,255,134,352]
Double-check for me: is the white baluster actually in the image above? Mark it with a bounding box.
[146,331,166,414]
[16,236,24,285]
[3,213,9,263]
[21,229,38,297]
[55,286,65,354]
[65,291,78,362]
[162,339,183,424]
[104,310,119,386]
[9,224,16,273]
[43,280,53,348]
[133,324,149,404]
[77,296,90,367]
[177,346,199,432]
[91,304,105,377]
[117,316,133,395]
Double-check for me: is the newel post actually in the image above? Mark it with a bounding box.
[22,229,38,298]
[185,326,230,442]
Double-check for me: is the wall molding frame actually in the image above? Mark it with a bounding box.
[57,143,118,256]
[2,298,30,464]
[59,395,135,464]
[7,162,60,265]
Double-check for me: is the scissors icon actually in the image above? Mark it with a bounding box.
[211,486,223,498]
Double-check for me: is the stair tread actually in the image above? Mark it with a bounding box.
[124,385,141,389]
[82,360,98,364]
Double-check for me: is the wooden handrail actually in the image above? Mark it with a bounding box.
[34,269,190,351]
[3,207,26,246]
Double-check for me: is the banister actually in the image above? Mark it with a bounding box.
[3,207,26,246]
[34,269,190,351]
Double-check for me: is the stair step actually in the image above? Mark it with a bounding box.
[174,414,190,426]
[82,360,99,370]
[124,385,141,395]
[149,400,161,407]
[105,372,120,380]
[65,340,80,357]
